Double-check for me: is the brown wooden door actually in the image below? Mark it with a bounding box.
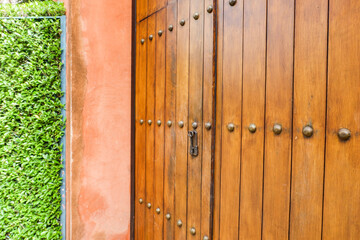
[135,0,360,239]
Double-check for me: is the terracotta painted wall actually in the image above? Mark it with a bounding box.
[63,0,133,239]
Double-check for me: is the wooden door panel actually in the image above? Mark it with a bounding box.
[323,0,360,239]
[290,0,328,239]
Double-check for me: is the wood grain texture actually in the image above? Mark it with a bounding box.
[219,0,244,239]
[289,0,328,239]
[135,19,148,240]
[164,3,177,240]
[145,14,156,240]
[137,0,148,22]
[154,9,166,240]
[239,0,266,239]
[323,0,360,239]
[262,0,294,239]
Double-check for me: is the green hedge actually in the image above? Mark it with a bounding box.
[0,15,64,240]
[0,1,65,17]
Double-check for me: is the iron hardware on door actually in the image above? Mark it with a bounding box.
[188,130,199,157]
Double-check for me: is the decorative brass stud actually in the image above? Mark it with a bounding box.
[147,202,151,209]
[227,123,235,132]
[177,219,183,227]
[168,25,174,32]
[248,123,257,133]
[229,0,237,6]
[203,236,209,240]
[273,124,282,135]
[141,39,145,44]
[207,5,213,13]
[148,120,152,126]
[178,121,184,128]
[139,198,143,204]
[192,122,198,129]
[156,208,161,214]
[205,122,212,130]
[157,120,161,126]
[338,128,351,141]
[193,12,200,20]
[158,30,163,36]
[190,227,196,235]
[149,35,153,41]
[302,125,314,138]
[180,19,185,26]
[165,213,171,220]
[167,120,172,127]
[139,119,144,125]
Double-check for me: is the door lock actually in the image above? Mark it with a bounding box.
[188,130,198,157]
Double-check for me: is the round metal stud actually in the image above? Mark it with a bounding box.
[192,122,198,129]
[148,120,152,126]
[190,227,196,235]
[139,119,144,125]
[227,123,235,132]
[141,39,145,44]
[147,202,151,209]
[338,128,351,141]
[302,125,314,138]
[273,123,282,135]
[178,121,184,128]
[193,12,200,20]
[205,122,212,130]
[177,219,183,227]
[229,0,237,6]
[139,198,143,204]
[203,236,209,240]
[149,35,153,41]
[156,208,161,214]
[168,24,174,32]
[207,5,213,13]
[165,213,171,220]
[167,120,172,127]
[248,123,257,133]
[157,120,162,126]
[158,30,163,36]
[180,19,186,26]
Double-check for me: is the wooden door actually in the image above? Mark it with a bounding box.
[134,1,216,240]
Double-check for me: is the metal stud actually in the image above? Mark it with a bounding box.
[338,128,351,141]
[227,123,235,132]
[168,24,174,32]
[192,122,198,129]
[205,122,212,130]
[193,12,200,20]
[147,202,151,209]
[302,125,314,138]
[139,198,143,204]
[165,213,171,220]
[248,123,257,133]
[273,123,282,135]
[207,5,213,13]
[139,119,144,125]
[203,236,209,240]
[157,120,162,126]
[178,121,184,128]
[229,0,237,6]
[149,35,154,41]
[148,120,152,125]
[156,208,161,214]
[180,19,186,26]
[190,227,196,235]
[177,219,183,227]
[167,120,172,127]
[158,30,163,36]
[141,39,145,44]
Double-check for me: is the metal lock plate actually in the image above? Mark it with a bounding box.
[188,130,199,157]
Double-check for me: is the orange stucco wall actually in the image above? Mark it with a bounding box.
[64,0,132,239]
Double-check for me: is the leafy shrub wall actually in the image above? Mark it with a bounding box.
[0,3,65,239]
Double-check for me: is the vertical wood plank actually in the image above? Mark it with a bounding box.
[154,9,167,240]
[135,19,148,240]
[201,0,215,239]
[289,0,328,238]
[148,0,157,18]
[175,0,190,239]
[137,0,148,22]
[262,0,294,239]
[219,0,244,239]
[323,0,360,238]
[239,0,266,239]
[145,14,156,240]
[164,3,177,240]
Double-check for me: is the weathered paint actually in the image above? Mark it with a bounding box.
[64,0,132,239]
